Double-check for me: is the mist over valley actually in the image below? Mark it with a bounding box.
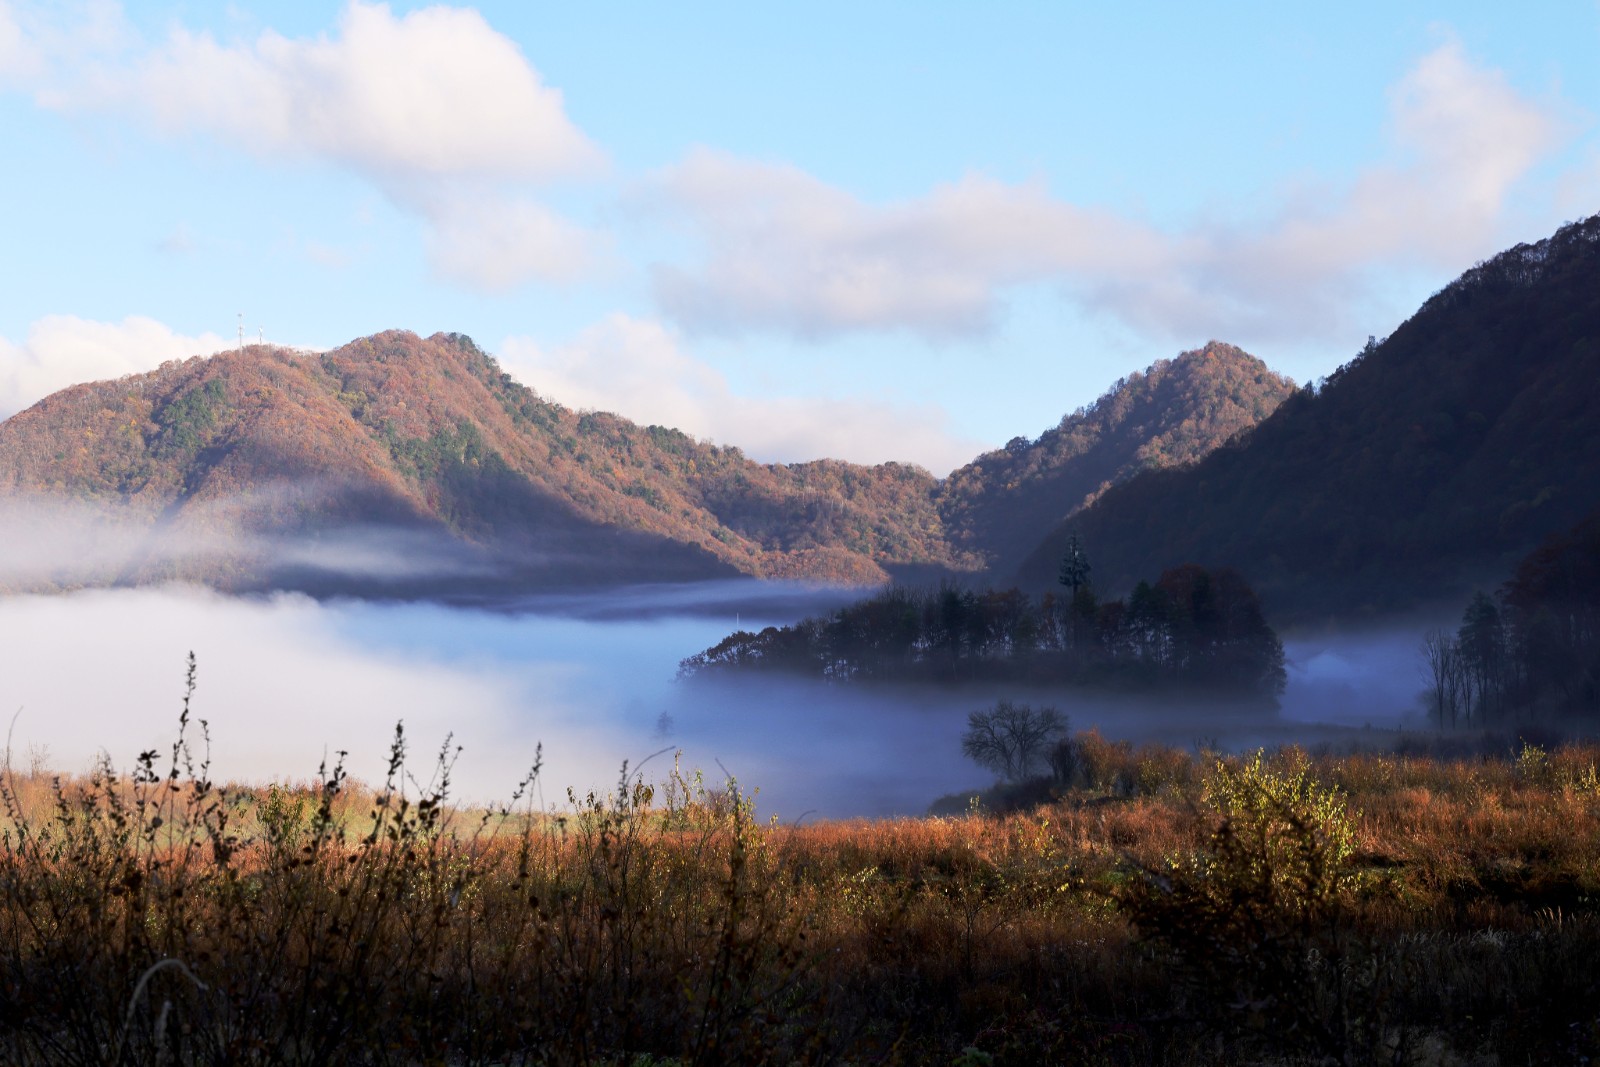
[4,9,1600,1057]
[5,214,1600,812]
[0,578,1435,819]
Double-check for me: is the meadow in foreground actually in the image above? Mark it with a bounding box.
[1,671,1598,1065]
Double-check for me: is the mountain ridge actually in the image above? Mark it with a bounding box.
[938,341,1297,577]
[1017,212,1600,621]
[0,331,1291,596]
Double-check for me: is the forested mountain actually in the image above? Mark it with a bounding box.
[0,331,973,593]
[938,342,1296,576]
[1018,213,1600,622]
[20,211,1589,611]
[0,329,1294,597]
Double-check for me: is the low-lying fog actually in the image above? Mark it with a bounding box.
[0,582,1438,819]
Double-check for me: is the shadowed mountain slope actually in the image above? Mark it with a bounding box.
[938,342,1297,577]
[1018,213,1600,622]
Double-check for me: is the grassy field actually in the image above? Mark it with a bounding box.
[2,696,1598,1064]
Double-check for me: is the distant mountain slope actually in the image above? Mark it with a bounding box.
[0,331,973,593]
[938,342,1297,576]
[1018,213,1600,621]
[0,329,1299,598]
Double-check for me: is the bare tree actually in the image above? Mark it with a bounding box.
[961,701,1066,782]
[1421,628,1461,729]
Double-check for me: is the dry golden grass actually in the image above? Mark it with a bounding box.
[1,715,1598,1064]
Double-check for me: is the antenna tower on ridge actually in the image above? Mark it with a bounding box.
[237,312,244,353]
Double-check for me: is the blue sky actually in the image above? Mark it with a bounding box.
[1,1,1596,474]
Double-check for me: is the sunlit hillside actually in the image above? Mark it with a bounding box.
[939,341,1297,577]
[0,332,1295,597]
[0,331,970,591]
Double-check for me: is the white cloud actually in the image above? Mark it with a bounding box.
[1226,39,1559,280]
[647,41,1569,346]
[56,1,600,182]
[26,2,605,292]
[499,314,985,475]
[0,2,34,84]
[0,314,227,418]
[420,189,601,288]
[648,152,1162,337]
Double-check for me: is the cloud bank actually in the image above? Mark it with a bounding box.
[21,1,604,288]
[646,40,1566,346]
[0,584,1431,818]
[0,315,226,418]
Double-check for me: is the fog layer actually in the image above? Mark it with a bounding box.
[0,583,1432,818]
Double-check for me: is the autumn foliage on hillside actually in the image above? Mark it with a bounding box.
[0,331,978,591]
[938,341,1297,577]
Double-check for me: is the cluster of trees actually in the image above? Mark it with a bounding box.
[679,560,1286,704]
[1422,511,1600,727]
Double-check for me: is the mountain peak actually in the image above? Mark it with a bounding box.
[0,327,1299,598]
[0,329,971,593]
[1017,210,1600,620]
[938,341,1298,575]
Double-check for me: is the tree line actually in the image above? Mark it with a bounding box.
[1421,511,1600,727]
[679,559,1287,705]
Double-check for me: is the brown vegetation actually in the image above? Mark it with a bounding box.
[938,341,1297,577]
[0,332,972,592]
[3,688,1599,1064]
[0,332,1299,598]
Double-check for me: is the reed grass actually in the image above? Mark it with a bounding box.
[1,664,1597,1063]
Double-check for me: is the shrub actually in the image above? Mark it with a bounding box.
[1201,748,1358,897]
[1073,729,1134,794]
[1116,749,1363,1057]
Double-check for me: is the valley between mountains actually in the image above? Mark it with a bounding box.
[2,213,1597,629]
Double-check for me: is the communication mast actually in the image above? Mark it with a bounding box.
[237,312,244,353]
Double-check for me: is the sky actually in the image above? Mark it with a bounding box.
[0,1,1596,476]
